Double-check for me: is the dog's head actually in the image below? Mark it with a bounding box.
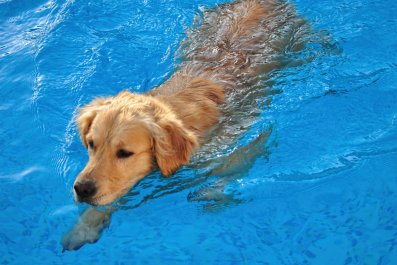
[73,91,198,205]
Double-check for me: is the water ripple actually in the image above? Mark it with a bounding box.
[0,166,46,182]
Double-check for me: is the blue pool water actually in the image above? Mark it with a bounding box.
[1,0,397,264]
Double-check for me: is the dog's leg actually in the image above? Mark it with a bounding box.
[188,129,272,206]
[211,129,272,177]
[61,206,115,251]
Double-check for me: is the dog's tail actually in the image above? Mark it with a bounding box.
[179,0,308,89]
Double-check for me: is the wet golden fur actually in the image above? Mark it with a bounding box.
[74,0,278,205]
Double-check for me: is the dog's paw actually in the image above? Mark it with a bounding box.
[61,208,111,251]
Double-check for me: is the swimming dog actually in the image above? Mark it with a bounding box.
[72,0,305,206]
[64,0,310,250]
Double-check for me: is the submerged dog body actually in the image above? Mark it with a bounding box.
[73,0,305,205]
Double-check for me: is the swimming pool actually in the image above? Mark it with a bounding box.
[1,0,397,263]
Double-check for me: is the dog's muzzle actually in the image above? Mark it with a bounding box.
[74,180,97,202]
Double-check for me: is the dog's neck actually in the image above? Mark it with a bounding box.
[148,73,225,140]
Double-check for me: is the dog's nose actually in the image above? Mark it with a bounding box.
[74,181,97,199]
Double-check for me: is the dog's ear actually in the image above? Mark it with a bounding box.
[153,119,198,176]
[76,98,111,147]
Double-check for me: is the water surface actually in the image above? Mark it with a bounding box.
[1,0,397,264]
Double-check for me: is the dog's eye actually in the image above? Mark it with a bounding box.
[88,140,94,149]
[116,149,134,159]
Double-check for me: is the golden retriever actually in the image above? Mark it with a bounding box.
[72,0,304,206]
[64,0,313,250]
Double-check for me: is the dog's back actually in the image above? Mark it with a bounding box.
[179,0,307,90]
[148,0,310,143]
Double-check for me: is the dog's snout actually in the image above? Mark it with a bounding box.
[74,181,97,199]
